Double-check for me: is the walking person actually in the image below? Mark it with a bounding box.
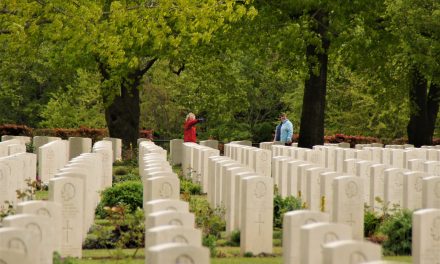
[279,113,293,146]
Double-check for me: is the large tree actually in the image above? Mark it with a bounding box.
[384,0,440,146]
[1,0,256,146]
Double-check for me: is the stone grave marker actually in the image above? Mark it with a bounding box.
[48,176,84,258]
[412,208,440,264]
[332,176,364,240]
[282,210,329,264]
[322,240,382,264]
[300,222,353,264]
[240,175,273,255]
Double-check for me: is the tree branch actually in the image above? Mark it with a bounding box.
[137,57,158,77]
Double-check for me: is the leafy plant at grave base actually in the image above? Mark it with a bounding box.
[84,205,145,255]
[25,143,34,153]
[114,166,130,176]
[273,194,302,229]
[16,179,42,201]
[96,181,143,219]
[53,252,77,264]
[180,177,202,195]
[364,208,383,238]
[113,173,141,184]
[203,234,218,257]
[377,209,412,256]
[189,195,226,238]
[226,230,241,247]
[0,201,15,221]
[243,252,254,258]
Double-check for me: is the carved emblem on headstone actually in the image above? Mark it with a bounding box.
[26,223,42,242]
[169,219,183,226]
[175,255,194,264]
[172,235,189,244]
[349,251,367,264]
[345,181,358,199]
[414,176,423,192]
[8,238,27,254]
[430,217,440,241]
[61,183,76,202]
[36,208,51,217]
[254,181,267,199]
[323,232,339,244]
[159,182,173,198]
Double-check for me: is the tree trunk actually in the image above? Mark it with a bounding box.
[298,10,330,149]
[105,78,140,148]
[427,82,440,140]
[407,68,432,147]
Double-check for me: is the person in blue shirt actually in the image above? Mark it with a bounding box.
[279,113,293,146]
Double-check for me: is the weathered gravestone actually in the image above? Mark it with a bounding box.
[412,208,440,264]
[422,176,440,209]
[0,227,40,264]
[147,243,210,264]
[16,200,62,253]
[322,240,382,264]
[332,176,364,240]
[49,176,84,258]
[282,210,329,264]
[68,137,92,160]
[300,222,353,264]
[2,214,53,264]
[170,139,184,166]
[240,175,273,255]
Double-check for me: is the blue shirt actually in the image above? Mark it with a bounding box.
[280,119,293,143]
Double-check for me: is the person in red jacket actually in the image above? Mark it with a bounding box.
[183,112,205,142]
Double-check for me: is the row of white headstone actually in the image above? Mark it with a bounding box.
[139,141,210,264]
[0,135,121,184]
[267,144,440,213]
[172,141,274,255]
[0,138,114,264]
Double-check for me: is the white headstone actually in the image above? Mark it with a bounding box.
[240,176,273,255]
[147,243,210,264]
[422,176,440,209]
[282,210,329,264]
[48,176,84,258]
[300,222,353,264]
[322,240,382,264]
[412,208,440,264]
[332,176,364,240]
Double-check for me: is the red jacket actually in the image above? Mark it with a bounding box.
[183,119,199,142]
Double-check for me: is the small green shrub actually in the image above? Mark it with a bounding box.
[180,178,202,195]
[226,230,240,246]
[273,194,302,229]
[114,166,129,176]
[364,209,382,238]
[243,252,254,258]
[203,234,217,257]
[96,181,143,218]
[113,173,141,184]
[378,209,412,256]
[53,252,76,264]
[189,196,225,238]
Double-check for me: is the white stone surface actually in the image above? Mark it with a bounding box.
[332,176,364,240]
[282,210,329,264]
[412,208,440,264]
[240,175,273,255]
